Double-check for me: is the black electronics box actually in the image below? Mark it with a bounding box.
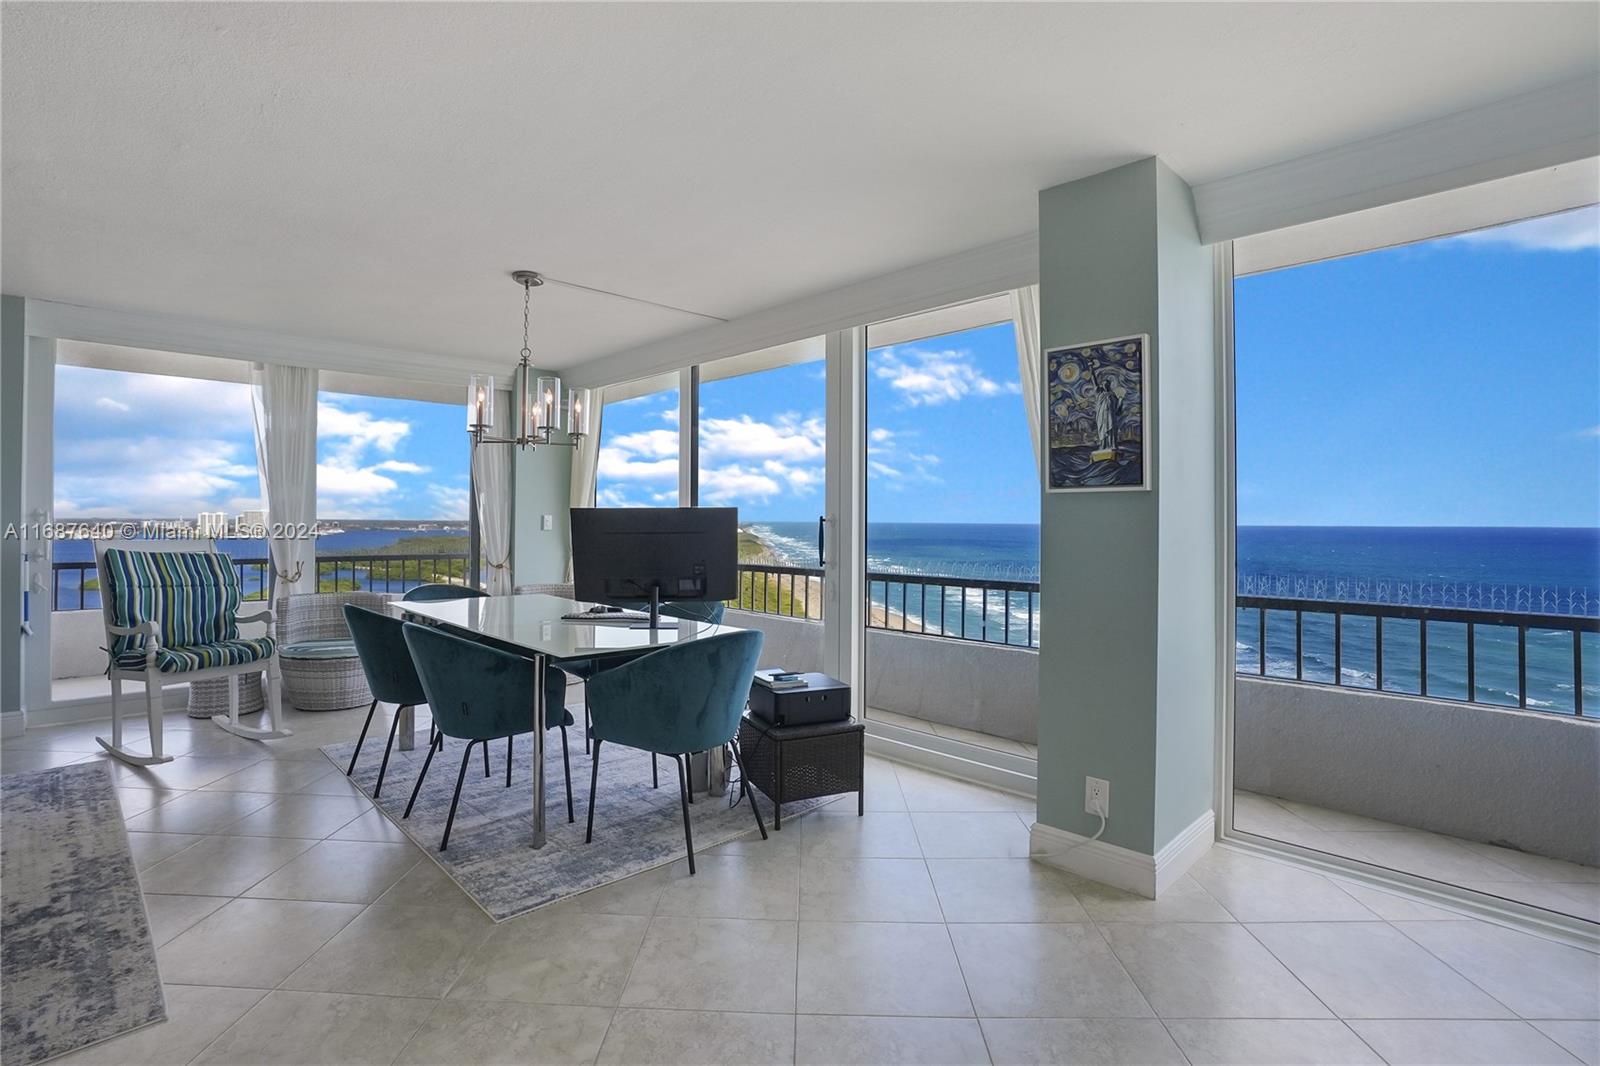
[747,672,852,727]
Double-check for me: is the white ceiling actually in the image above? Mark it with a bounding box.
[4,3,1596,375]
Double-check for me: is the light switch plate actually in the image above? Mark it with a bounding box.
[541,514,554,531]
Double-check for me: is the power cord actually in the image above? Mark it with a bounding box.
[1033,796,1108,861]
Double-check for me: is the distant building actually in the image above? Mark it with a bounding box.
[237,509,267,537]
[195,511,229,538]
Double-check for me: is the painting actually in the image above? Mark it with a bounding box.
[1044,334,1148,491]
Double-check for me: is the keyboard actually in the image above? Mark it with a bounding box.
[561,608,651,623]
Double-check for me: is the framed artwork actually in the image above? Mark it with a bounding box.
[1043,333,1149,492]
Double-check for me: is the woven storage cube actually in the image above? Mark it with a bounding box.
[737,715,864,830]
[187,673,265,719]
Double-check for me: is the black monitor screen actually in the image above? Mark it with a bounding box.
[570,507,739,604]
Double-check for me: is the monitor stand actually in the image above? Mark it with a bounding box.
[629,586,678,631]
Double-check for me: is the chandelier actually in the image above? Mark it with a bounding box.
[467,270,589,449]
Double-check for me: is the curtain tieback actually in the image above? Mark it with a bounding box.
[274,563,304,583]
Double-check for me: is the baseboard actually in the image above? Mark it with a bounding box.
[0,710,26,739]
[1029,809,1215,899]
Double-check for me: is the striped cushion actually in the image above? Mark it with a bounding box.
[113,636,277,674]
[101,549,242,665]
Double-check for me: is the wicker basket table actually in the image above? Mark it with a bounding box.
[737,714,864,830]
[186,673,265,719]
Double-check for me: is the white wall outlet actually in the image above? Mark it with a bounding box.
[1085,776,1110,818]
[541,514,554,531]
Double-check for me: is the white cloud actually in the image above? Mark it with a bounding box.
[700,464,783,504]
[95,396,131,413]
[428,483,469,520]
[54,438,259,518]
[1453,205,1599,253]
[872,346,1021,407]
[700,414,824,465]
[318,402,410,455]
[869,427,894,443]
[373,459,428,474]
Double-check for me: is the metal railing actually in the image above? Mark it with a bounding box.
[867,571,1041,648]
[51,553,474,609]
[1237,594,1597,716]
[732,564,822,619]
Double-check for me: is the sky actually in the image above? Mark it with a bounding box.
[53,369,468,520]
[1235,203,1599,528]
[595,321,1040,524]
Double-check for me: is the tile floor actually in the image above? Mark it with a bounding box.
[1234,791,1600,925]
[3,706,1597,1065]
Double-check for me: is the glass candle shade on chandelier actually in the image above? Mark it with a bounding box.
[467,271,590,449]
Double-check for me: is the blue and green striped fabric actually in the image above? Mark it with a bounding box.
[102,549,274,674]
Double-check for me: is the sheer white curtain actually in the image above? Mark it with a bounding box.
[474,388,514,595]
[250,363,319,596]
[566,385,607,580]
[1010,284,1043,483]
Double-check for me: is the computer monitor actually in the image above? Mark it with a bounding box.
[570,507,739,629]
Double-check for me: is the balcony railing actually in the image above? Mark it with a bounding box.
[733,563,822,619]
[1236,594,1598,716]
[51,553,474,610]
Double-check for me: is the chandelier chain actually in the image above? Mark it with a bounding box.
[520,277,532,362]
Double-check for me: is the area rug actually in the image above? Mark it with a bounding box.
[1,763,166,1065]
[322,727,827,921]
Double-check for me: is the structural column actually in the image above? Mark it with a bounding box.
[1033,158,1218,896]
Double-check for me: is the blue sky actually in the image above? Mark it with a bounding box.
[53,370,468,520]
[596,321,1040,523]
[1236,204,1599,528]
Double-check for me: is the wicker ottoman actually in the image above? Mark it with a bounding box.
[737,715,864,830]
[187,673,265,719]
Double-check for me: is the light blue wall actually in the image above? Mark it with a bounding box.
[512,439,572,586]
[1035,159,1216,857]
[1,296,24,713]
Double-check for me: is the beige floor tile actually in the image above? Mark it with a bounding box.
[1070,874,1233,923]
[327,807,410,843]
[395,1001,613,1066]
[653,851,800,920]
[980,1018,1184,1064]
[373,858,478,911]
[50,985,268,1066]
[621,915,797,1013]
[198,758,338,793]
[928,858,1091,923]
[597,1008,795,1066]
[127,830,205,870]
[193,989,432,1066]
[1350,1020,1583,1065]
[1189,848,1377,922]
[800,857,944,922]
[107,755,265,790]
[223,791,373,838]
[1394,920,1600,1020]
[1454,841,1600,885]
[1534,1021,1600,1066]
[115,786,177,817]
[241,839,421,904]
[912,812,1032,858]
[897,765,1029,813]
[950,923,1153,1019]
[142,893,231,946]
[282,901,494,998]
[4,723,118,753]
[1,748,95,774]
[1466,881,1600,923]
[448,908,650,1006]
[798,810,924,859]
[1248,921,1513,1019]
[1330,881,1466,921]
[158,897,364,987]
[295,771,372,797]
[796,1015,991,1065]
[138,834,318,896]
[798,922,973,1017]
[1101,922,1331,1018]
[860,758,909,812]
[566,865,668,916]
[1271,798,1409,834]
[1231,792,1340,851]
[1164,1019,1383,1064]
[123,790,277,834]
[1324,829,1532,885]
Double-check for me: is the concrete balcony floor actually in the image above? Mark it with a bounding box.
[1235,790,1600,924]
[868,706,1039,759]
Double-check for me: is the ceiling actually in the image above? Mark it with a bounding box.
[4,3,1596,376]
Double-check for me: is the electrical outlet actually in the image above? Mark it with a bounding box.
[1085,776,1110,818]
[541,514,554,531]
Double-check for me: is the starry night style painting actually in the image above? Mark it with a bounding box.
[1044,334,1149,491]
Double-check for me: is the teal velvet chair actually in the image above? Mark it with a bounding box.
[342,604,431,798]
[401,622,575,850]
[583,629,767,874]
[402,583,488,602]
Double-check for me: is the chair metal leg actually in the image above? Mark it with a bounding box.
[560,725,574,823]
[728,738,768,840]
[483,738,491,778]
[505,734,513,788]
[403,732,441,819]
[674,754,696,875]
[583,690,591,755]
[346,699,379,777]
[652,753,659,789]
[442,740,476,851]
[585,738,602,843]
[373,703,408,798]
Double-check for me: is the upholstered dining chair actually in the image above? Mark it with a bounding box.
[342,604,431,798]
[401,583,488,602]
[400,622,575,850]
[583,628,767,874]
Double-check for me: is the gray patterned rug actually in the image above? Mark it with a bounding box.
[1,762,166,1065]
[322,727,825,921]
